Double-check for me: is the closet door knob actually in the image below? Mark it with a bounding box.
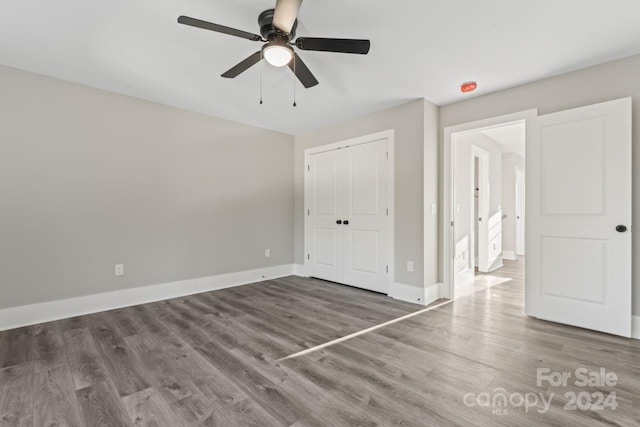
[616,225,628,233]
[336,220,342,225]
[343,220,349,225]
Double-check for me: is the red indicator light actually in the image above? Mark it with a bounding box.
[461,82,478,93]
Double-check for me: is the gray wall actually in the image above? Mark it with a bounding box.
[423,100,440,289]
[0,65,295,310]
[295,99,439,289]
[439,53,640,315]
[502,153,525,256]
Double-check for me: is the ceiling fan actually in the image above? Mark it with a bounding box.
[177,0,371,89]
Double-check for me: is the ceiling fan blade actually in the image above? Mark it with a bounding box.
[273,0,303,34]
[221,51,263,78]
[288,53,318,88]
[295,38,371,54]
[178,16,263,42]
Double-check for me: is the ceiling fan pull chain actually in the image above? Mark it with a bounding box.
[259,50,264,105]
[293,54,297,107]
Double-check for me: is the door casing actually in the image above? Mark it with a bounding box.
[443,109,538,299]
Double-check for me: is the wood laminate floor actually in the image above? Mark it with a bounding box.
[1,259,639,426]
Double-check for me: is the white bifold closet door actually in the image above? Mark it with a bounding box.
[307,139,389,294]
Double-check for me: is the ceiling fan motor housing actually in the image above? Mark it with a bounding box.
[259,9,297,41]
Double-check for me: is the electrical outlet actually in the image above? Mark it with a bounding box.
[265,248,271,258]
[115,264,124,276]
[407,261,414,272]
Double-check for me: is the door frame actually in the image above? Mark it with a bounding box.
[303,129,396,293]
[443,109,537,299]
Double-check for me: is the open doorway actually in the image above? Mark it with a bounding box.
[443,99,632,337]
[450,119,526,298]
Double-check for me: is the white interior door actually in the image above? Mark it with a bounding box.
[306,137,390,293]
[526,98,632,337]
[487,208,502,268]
[516,169,525,256]
[473,146,491,273]
[343,140,388,293]
[307,149,345,283]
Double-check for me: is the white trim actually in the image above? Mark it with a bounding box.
[303,130,394,156]
[443,109,538,300]
[632,316,640,340]
[0,264,294,332]
[488,257,504,272]
[293,264,307,277]
[389,282,443,306]
[303,129,395,294]
[389,282,427,305]
[503,250,517,261]
[424,283,444,306]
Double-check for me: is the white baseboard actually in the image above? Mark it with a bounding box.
[424,283,444,306]
[488,257,504,272]
[389,282,426,305]
[632,316,640,339]
[502,250,517,261]
[390,282,443,306]
[0,264,295,332]
[293,264,307,277]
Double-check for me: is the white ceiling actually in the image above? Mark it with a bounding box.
[2,1,640,135]
[480,122,526,158]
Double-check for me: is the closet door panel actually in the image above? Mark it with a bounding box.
[343,140,389,293]
[307,151,345,283]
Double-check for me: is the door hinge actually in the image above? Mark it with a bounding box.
[307,209,310,216]
[386,265,389,273]
[451,221,455,227]
[386,151,389,159]
[386,208,389,216]
[307,253,310,260]
[307,165,310,172]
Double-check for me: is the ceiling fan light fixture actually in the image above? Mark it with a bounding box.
[263,43,293,67]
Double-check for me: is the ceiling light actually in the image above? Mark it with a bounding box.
[263,44,293,67]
